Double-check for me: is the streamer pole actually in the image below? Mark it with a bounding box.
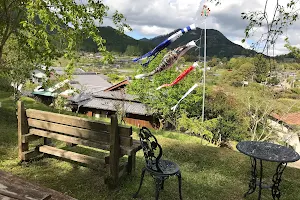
[202,17,206,122]
[201,4,210,122]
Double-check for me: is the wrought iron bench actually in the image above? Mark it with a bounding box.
[133,127,182,200]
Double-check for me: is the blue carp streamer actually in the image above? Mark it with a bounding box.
[133,24,196,67]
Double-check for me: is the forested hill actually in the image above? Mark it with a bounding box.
[80,26,155,54]
[147,27,256,58]
[80,26,256,58]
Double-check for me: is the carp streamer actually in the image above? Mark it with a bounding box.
[156,62,199,90]
[135,41,196,79]
[171,83,200,112]
[133,24,196,66]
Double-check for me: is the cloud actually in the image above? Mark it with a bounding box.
[139,26,174,36]
[103,0,300,55]
[232,39,251,49]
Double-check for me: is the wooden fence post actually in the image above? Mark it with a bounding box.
[109,115,120,187]
[18,101,29,161]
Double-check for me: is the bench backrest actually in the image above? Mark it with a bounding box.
[25,108,133,149]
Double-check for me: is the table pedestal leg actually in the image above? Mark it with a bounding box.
[258,159,263,200]
[244,157,257,197]
[271,162,287,200]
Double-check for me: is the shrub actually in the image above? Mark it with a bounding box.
[0,77,13,92]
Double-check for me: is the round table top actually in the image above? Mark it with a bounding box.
[237,141,300,163]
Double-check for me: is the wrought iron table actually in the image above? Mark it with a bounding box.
[237,141,300,200]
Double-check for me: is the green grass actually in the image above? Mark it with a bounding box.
[1,91,300,200]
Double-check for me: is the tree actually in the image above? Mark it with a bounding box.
[1,37,34,101]
[253,54,268,83]
[285,38,300,60]
[208,57,219,67]
[268,76,280,86]
[124,45,142,56]
[0,0,130,69]
[241,1,299,55]
[127,49,203,127]
[221,57,228,63]
[239,62,255,81]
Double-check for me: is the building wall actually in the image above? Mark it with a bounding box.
[77,107,159,129]
[124,113,160,129]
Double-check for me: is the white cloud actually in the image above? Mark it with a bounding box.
[139,26,174,36]
[233,39,251,49]
[103,0,300,55]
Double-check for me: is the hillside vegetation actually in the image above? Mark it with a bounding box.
[1,91,300,200]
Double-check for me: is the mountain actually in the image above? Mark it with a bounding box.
[147,28,256,58]
[80,26,155,54]
[80,26,256,58]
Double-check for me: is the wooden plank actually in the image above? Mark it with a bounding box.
[29,129,110,151]
[120,140,142,155]
[28,118,132,147]
[0,189,49,200]
[121,135,132,147]
[39,145,106,170]
[26,109,132,137]
[22,134,41,143]
[0,170,76,200]
[119,125,132,137]
[28,118,110,143]
[22,149,41,161]
[109,115,120,186]
[18,101,29,161]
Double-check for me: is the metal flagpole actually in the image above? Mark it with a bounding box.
[202,17,206,122]
[201,4,209,122]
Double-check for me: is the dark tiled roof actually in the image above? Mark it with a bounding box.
[70,91,151,115]
[71,74,112,93]
[80,98,150,115]
[92,91,138,101]
[69,92,92,103]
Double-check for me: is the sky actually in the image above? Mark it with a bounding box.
[102,0,300,56]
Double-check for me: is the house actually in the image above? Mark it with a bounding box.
[31,66,85,84]
[31,69,47,84]
[271,113,300,127]
[69,90,159,129]
[32,71,112,104]
[270,112,300,153]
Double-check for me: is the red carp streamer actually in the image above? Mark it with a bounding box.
[156,62,199,90]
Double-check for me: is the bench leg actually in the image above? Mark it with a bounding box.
[128,152,136,174]
[44,138,52,146]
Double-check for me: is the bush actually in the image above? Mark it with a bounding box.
[267,76,280,85]
[177,113,215,142]
[205,88,249,141]
[0,77,13,92]
[24,81,39,91]
[291,88,300,95]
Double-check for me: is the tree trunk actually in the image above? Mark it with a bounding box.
[0,46,3,65]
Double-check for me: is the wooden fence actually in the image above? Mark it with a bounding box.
[17,101,141,187]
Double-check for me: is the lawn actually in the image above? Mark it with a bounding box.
[1,91,300,200]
